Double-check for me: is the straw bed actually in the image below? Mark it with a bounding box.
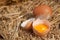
[0,0,60,40]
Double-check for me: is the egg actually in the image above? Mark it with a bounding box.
[21,18,35,30]
[32,18,50,36]
[33,5,52,19]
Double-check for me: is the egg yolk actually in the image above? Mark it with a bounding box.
[34,24,48,33]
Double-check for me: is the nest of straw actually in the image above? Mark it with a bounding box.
[0,0,60,40]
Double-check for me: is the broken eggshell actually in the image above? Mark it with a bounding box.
[32,18,51,36]
[21,18,35,30]
[33,5,52,19]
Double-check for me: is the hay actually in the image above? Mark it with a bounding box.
[0,0,60,40]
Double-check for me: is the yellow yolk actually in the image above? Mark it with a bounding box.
[34,24,48,33]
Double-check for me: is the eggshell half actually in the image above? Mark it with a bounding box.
[33,5,52,19]
[32,18,50,36]
[21,18,35,30]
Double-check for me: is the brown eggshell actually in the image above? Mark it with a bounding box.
[33,5,52,19]
[24,21,33,30]
[32,19,50,36]
[21,18,35,30]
